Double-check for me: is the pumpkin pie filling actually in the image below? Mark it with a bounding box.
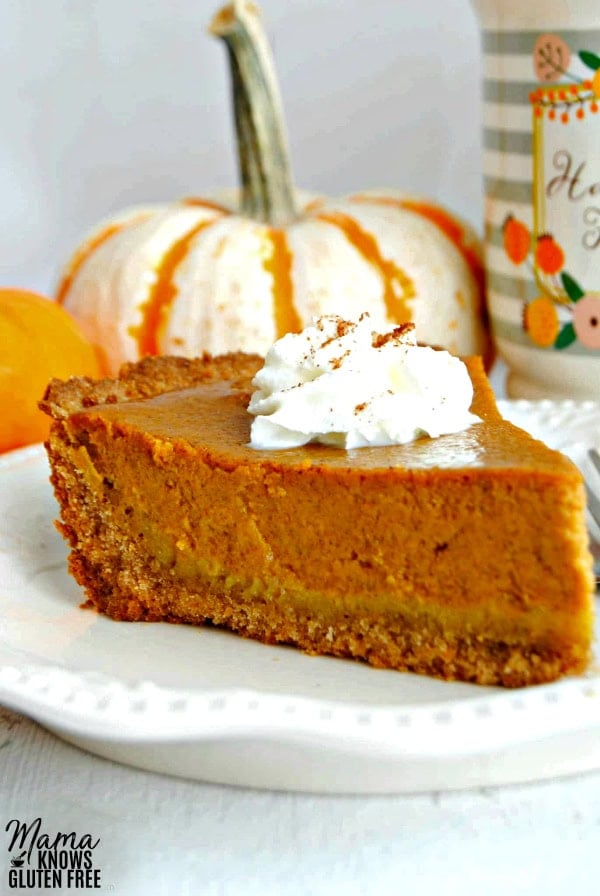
[41,348,594,687]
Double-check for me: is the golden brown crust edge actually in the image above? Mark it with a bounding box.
[39,352,263,421]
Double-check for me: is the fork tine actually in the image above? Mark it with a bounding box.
[585,451,600,584]
[590,448,600,478]
[586,450,600,528]
[585,481,600,530]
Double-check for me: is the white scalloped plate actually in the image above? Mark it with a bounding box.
[2,400,600,793]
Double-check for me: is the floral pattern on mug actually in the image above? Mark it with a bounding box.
[531,34,600,121]
[503,215,598,350]
[500,35,600,352]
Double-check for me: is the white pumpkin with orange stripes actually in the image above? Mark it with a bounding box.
[56,2,491,375]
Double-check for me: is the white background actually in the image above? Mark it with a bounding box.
[1,0,483,294]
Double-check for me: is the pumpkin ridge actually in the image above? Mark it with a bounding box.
[315,210,415,323]
[350,194,485,302]
[56,214,152,305]
[263,229,302,338]
[130,216,223,357]
[181,197,231,214]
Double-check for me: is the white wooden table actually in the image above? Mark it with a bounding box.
[2,704,600,896]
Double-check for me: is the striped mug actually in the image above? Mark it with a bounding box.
[472,0,600,398]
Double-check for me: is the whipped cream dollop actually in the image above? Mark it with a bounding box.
[248,314,481,450]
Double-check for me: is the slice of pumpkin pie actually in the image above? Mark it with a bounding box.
[41,316,594,687]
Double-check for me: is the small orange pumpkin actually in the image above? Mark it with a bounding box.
[0,289,103,452]
[56,1,491,374]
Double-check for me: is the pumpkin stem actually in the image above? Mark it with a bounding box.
[209,1,297,227]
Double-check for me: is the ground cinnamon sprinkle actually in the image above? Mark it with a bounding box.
[372,322,414,349]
